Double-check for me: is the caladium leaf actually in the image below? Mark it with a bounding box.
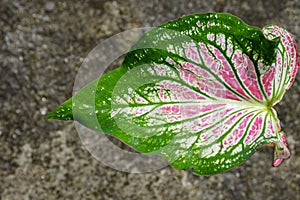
[47,13,300,175]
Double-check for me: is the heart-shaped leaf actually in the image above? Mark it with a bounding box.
[47,13,299,175]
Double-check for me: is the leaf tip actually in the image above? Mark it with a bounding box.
[44,111,59,120]
[45,99,74,121]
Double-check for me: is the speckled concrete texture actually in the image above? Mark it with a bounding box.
[0,0,299,199]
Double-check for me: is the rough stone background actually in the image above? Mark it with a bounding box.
[0,0,299,199]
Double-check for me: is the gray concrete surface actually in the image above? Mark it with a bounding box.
[0,0,299,199]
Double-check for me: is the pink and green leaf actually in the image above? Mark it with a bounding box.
[47,13,300,175]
